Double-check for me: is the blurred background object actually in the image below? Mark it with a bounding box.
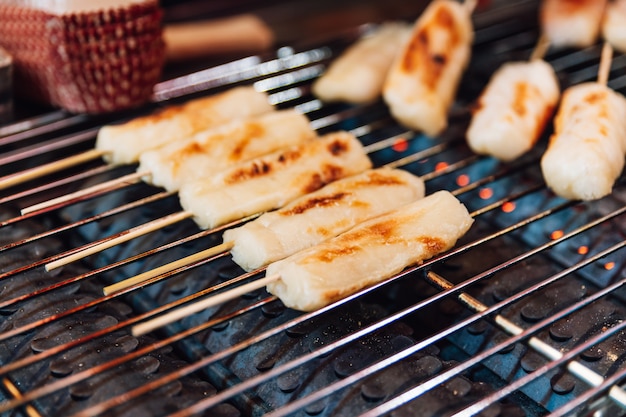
[0,45,11,123]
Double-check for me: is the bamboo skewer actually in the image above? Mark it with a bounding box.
[132,274,280,336]
[21,170,150,215]
[102,241,234,295]
[0,149,105,191]
[529,33,550,62]
[45,211,193,271]
[597,42,613,86]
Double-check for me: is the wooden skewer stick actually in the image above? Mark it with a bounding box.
[529,33,550,62]
[597,42,613,86]
[464,0,478,14]
[103,241,234,295]
[45,211,193,271]
[131,274,280,336]
[0,149,106,191]
[21,170,150,215]
[1,378,42,417]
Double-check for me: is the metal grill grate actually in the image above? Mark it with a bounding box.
[1,1,626,416]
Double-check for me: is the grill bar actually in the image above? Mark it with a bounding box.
[204,230,626,417]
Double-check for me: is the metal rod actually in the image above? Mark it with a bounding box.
[426,271,626,411]
[281,239,626,417]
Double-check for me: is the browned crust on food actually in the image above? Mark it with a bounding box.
[127,104,186,128]
[121,95,210,129]
[225,159,275,184]
[224,147,303,185]
[229,122,265,160]
[584,90,607,105]
[310,218,401,263]
[302,164,345,194]
[357,171,408,187]
[512,82,529,117]
[401,3,461,89]
[280,192,351,216]
[545,0,598,15]
[417,236,447,257]
[327,138,351,156]
[171,142,204,175]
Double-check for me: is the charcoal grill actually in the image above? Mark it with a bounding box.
[2,0,626,416]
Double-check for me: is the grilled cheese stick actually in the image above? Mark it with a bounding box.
[541,82,626,201]
[224,168,425,272]
[179,131,372,229]
[312,22,412,104]
[467,60,560,161]
[540,0,607,49]
[266,190,473,311]
[602,0,626,53]
[383,0,473,137]
[137,110,316,192]
[96,86,274,165]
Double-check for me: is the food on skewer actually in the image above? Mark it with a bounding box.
[539,0,607,49]
[96,86,274,165]
[602,0,626,53]
[224,167,425,272]
[20,108,312,216]
[0,86,274,192]
[179,130,372,229]
[312,22,411,104]
[105,167,425,295]
[138,109,316,192]
[131,190,472,335]
[383,0,474,137]
[540,81,626,200]
[266,190,473,311]
[466,58,560,161]
[46,130,371,271]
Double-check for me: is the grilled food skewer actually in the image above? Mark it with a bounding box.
[132,190,472,335]
[19,109,315,214]
[382,0,476,137]
[312,22,412,104]
[540,0,608,49]
[46,130,372,271]
[540,42,626,201]
[466,34,560,161]
[0,86,274,191]
[103,167,425,295]
[0,149,105,192]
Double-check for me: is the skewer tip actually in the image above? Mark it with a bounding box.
[597,42,614,86]
[131,273,280,336]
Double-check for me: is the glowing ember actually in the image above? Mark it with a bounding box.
[456,174,470,187]
[605,262,616,271]
[479,188,493,199]
[577,246,588,255]
[435,162,449,172]
[392,138,409,152]
[550,230,564,240]
[501,202,516,213]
